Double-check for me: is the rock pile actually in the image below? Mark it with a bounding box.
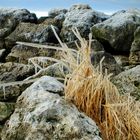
[0,4,140,139]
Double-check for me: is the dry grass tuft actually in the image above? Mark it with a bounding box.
[16,26,140,140]
[51,27,140,140]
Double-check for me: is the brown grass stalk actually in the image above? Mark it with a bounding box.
[16,26,140,139]
[51,26,140,140]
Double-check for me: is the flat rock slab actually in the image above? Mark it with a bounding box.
[0,62,35,83]
[6,43,61,64]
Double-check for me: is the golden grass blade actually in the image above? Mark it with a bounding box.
[51,27,140,140]
[44,26,140,140]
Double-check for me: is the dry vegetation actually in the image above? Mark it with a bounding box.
[15,26,140,140]
[51,27,140,140]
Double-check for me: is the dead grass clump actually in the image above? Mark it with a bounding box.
[17,26,140,140]
[53,27,140,140]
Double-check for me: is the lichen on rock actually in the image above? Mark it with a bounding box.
[1,76,102,140]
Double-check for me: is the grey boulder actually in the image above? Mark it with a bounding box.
[48,8,67,18]
[1,76,102,140]
[6,22,59,44]
[92,9,140,52]
[0,62,35,101]
[0,8,37,38]
[91,51,122,75]
[113,65,140,100]
[0,62,34,83]
[61,4,108,42]
[6,43,60,64]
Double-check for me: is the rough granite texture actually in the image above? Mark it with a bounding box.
[1,76,102,140]
[6,44,60,64]
[113,65,140,100]
[6,22,59,44]
[61,4,108,42]
[0,62,35,83]
[0,102,15,122]
[0,8,37,38]
[92,9,140,52]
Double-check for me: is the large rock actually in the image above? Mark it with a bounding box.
[0,102,15,122]
[0,8,37,23]
[61,4,108,42]
[47,8,68,29]
[129,26,140,64]
[0,62,34,83]
[6,22,59,45]
[41,17,63,29]
[92,9,140,53]
[0,79,35,101]
[48,8,67,18]
[0,15,16,39]
[91,39,105,52]
[25,63,69,81]
[113,65,140,100]
[1,76,102,140]
[6,43,61,64]
[0,62,35,101]
[0,8,37,38]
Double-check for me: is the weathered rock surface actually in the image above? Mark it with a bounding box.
[91,39,105,52]
[0,62,35,101]
[91,51,122,75]
[6,43,60,64]
[25,76,64,95]
[6,44,37,63]
[0,102,15,122]
[41,16,64,30]
[113,65,140,100]
[0,16,16,39]
[0,79,35,102]
[92,9,140,53]
[1,76,102,140]
[48,8,67,18]
[47,8,68,29]
[1,5,140,140]
[0,8,37,38]
[0,8,37,23]
[61,4,108,42]
[129,26,140,65]
[113,55,129,66]
[0,62,34,83]
[25,63,69,81]
[6,22,59,45]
